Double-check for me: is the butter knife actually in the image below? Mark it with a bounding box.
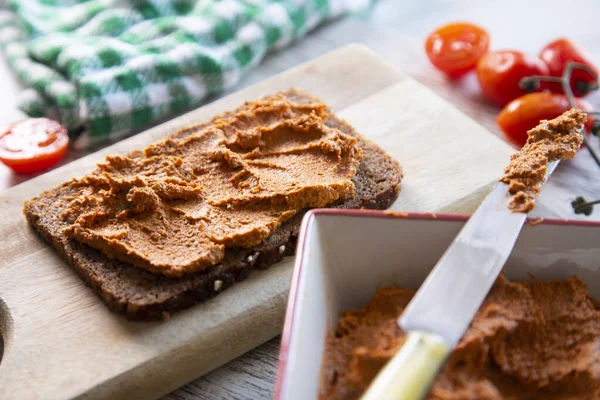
[360,161,559,400]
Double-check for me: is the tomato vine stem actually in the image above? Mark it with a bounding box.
[519,62,600,168]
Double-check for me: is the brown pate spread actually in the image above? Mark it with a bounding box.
[500,109,585,213]
[320,275,600,399]
[60,95,363,277]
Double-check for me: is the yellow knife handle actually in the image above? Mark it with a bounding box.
[359,331,451,400]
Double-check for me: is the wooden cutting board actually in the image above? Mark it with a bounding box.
[0,44,513,399]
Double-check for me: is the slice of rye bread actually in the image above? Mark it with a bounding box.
[23,89,403,320]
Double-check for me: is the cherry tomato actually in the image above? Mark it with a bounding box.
[497,92,593,148]
[539,38,598,97]
[0,118,69,175]
[476,50,549,107]
[425,22,490,79]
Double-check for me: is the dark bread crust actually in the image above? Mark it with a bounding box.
[23,89,403,320]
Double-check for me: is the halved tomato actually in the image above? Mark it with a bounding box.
[0,118,69,174]
[425,22,490,78]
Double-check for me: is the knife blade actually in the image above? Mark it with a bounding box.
[400,159,558,345]
[360,160,559,400]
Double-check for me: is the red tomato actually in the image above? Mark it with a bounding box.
[425,22,490,79]
[0,118,69,175]
[539,38,598,97]
[497,92,593,148]
[476,50,549,107]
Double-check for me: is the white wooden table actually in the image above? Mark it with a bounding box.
[1,0,599,398]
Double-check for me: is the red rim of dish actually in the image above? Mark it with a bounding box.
[273,208,600,399]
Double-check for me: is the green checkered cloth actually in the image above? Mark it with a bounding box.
[0,0,372,147]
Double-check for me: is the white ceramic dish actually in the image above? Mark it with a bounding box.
[274,209,600,400]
